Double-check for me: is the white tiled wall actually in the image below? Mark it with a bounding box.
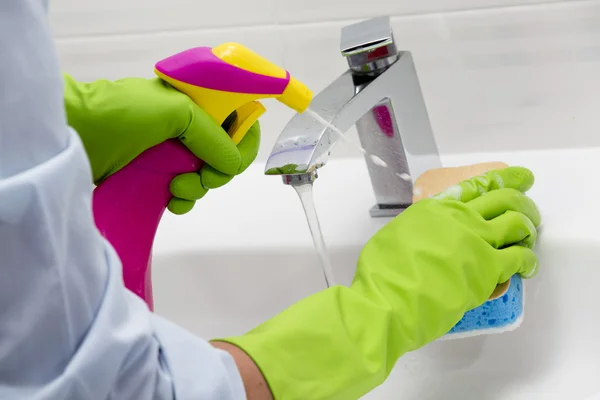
[50,0,600,161]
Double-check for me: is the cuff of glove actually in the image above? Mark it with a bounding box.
[218,285,404,400]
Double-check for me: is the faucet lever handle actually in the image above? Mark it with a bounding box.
[340,16,399,73]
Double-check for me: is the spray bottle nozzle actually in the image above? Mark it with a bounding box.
[278,76,313,114]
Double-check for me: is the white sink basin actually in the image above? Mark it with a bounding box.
[152,147,600,399]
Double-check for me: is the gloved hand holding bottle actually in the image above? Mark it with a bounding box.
[64,45,313,310]
[218,166,541,400]
[63,74,261,214]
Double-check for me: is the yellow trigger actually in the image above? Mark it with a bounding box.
[228,101,266,145]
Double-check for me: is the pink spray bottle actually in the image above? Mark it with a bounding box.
[92,43,313,310]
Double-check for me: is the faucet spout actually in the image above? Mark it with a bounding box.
[264,70,364,176]
[266,16,442,217]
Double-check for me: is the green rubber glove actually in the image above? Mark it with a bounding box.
[63,74,260,215]
[221,166,541,400]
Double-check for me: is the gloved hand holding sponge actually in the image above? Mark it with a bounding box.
[220,167,541,399]
[63,47,540,399]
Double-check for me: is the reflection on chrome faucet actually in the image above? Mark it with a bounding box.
[265,16,442,217]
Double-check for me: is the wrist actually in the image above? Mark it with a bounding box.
[63,73,87,124]
[62,73,112,183]
[211,341,273,400]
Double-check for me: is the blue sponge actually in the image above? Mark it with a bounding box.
[443,275,524,339]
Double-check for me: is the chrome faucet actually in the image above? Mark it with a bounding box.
[265,16,442,217]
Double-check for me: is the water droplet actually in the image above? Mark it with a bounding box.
[370,155,388,167]
[396,172,412,182]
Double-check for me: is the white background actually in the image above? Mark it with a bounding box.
[50,0,600,161]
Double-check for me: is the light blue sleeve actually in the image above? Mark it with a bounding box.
[0,1,246,399]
